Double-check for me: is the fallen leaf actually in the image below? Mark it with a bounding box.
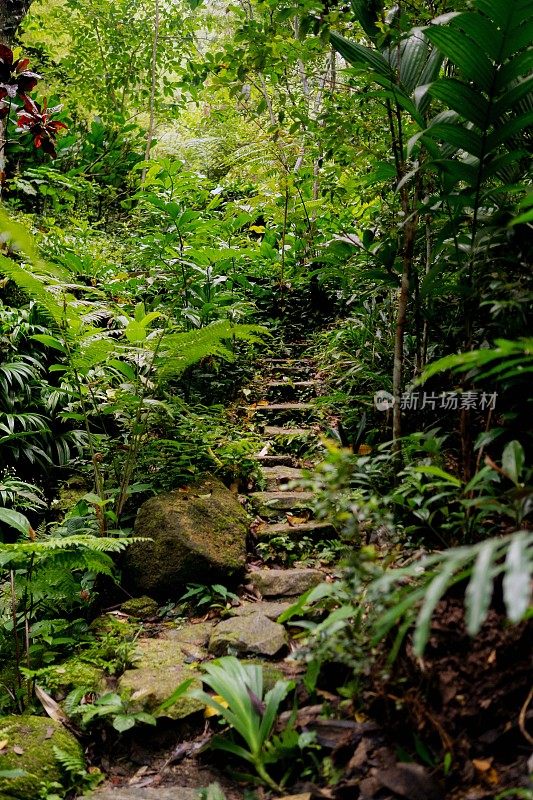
[13,745,24,755]
[0,740,8,751]
[45,727,54,740]
[286,514,308,526]
[377,762,444,800]
[472,758,493,772]
[35,684,70,726]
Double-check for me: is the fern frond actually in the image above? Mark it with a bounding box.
[156,321,268,381]
[0,255,67,329]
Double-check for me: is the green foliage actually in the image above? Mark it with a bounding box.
[66,689,156,732]
[192,657,295,791]
[179,583,239,612]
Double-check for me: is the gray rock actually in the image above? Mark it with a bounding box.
[161,620,216,647]
[228,600,292,620]
[208,612,288,657]
[123,476,249,599]
[246,568,323,597]
[118,639,203,720]
[81,788,200,800]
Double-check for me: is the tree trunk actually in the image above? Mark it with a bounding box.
[0,0,33,44]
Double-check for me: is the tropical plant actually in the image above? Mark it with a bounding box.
[192,657,295,791]
[179,583,239,612]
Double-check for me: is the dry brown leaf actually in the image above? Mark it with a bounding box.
[286,513,308,526]
[13,745,24,755]
[0,739,8,751]
[35,684,70,725]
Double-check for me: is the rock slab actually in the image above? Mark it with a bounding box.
[119,639,203,720]
[208,612,288,657]
[246,568,323,597]
[124,476,248,599]
[81,789,200,800]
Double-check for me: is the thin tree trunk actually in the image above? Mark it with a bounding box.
[0,0,33,43]
[141,0,160,184]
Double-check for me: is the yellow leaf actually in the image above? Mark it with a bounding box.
[286,514,308,526]
[0,740,8,751]
[249,225,266,234]
[473,758,493,772]
[204,694,229,718]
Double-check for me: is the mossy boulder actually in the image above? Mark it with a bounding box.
[120,596,159,619]
[124,476,249,600]
[0,715,83,800]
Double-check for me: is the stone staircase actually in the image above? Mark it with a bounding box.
[82,344,337,800]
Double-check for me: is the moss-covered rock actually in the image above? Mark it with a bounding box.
[41,657,106,694]
[120,596,159,619]
[208,612,288,657]
[0,715,83,800]
[118,639,203,721]
[123,476,249,600]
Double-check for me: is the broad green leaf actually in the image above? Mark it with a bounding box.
[428,79,489,129]
[501,440,525,485]
[424,24,493,90]
[351,0,382,41]
[0,507,31,535]
[112,714,136,732]
[30,334,66,353]
[465,540,498,635]
[329,31,394,80]
[412,465,462,486]
[503,533,532,622]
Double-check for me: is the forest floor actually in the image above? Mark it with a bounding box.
[80,341,532,800]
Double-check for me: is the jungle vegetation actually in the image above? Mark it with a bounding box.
[0,0,531,798]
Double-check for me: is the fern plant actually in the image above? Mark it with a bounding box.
[0,505,142,704]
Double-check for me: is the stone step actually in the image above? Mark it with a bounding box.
[246,567,323,597]
[255,520,337,540]
[266,380,319,401]
[263,425,317,438]
[250,491,315,517]
[267,380,318,388]
[270,364,314,375]
[248,403,318,426]
[82,789,199,800]
[247,402,315,414]
[254,453,296,467]
[261,357,314,364]
[261,465,305,490]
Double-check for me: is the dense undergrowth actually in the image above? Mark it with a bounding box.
[0,0,532,797]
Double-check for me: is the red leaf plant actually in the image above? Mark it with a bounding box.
[0,43,40,116]
[17,95,67,158]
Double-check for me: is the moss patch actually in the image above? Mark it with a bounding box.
[0,716,83,800]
